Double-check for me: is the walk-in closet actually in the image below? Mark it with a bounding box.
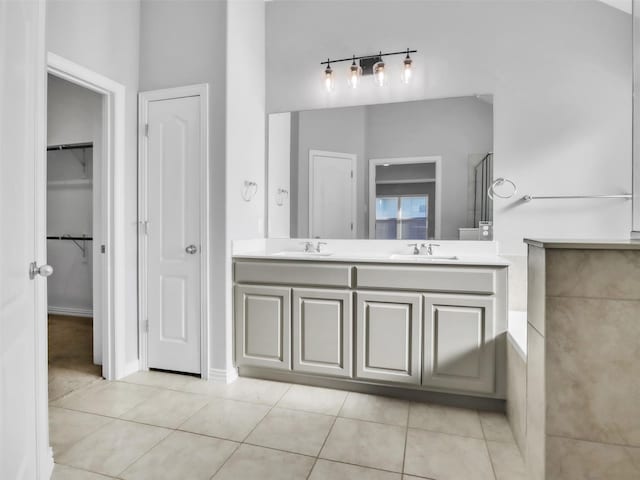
[47,74,104,400]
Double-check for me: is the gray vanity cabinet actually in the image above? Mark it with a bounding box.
[292,288,352,377]
[235,285,291,370]
[423,294,496,393]
[355,291,422,385]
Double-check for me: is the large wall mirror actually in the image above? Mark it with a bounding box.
[267,95,494,240]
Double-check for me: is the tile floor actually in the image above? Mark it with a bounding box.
[50,370,527,480]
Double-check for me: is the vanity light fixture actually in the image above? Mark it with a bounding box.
[324,59,335,92]
[373,53,386,87]
[400,48,413,84]
[320,48,417,91]
[347,55,362,89]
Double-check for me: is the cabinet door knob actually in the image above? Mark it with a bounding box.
[185,245,198,255]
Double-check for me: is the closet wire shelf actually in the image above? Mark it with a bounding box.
[47,235,93,257]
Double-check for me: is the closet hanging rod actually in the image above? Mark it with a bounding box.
[522,194,632,202]
[47,235,93,241]
[47,142,93,152]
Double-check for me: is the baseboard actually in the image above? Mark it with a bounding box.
[119,359,140,380]
[208,367,238,384]
[41,446,54,480]
[48,305,93,318]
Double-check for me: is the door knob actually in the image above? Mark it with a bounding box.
[185,245,198,255]
[29,262,54,279]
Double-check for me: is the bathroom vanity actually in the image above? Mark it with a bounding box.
[233,247,508,402]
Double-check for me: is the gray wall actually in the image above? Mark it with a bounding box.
[295,106,366,236]
[266,0,632,255]
[139,0,229,372]
[47,0,141,367]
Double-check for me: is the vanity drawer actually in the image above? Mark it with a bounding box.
[356,265,496,294]
[235,261,353,288]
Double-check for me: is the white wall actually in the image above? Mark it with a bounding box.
[47,0,141,367]
[266,0,632,257]
[46,76,101,361]
[225,0,266,375]
[268,112,291,238]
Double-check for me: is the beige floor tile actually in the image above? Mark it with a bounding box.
[216,377,292,405]
[120,389,210,428]
[51,464,115,480]
[546,435,640,480]
[52,381,160,417]
[404,428,494,480]
[120,430,238,480]
[179,397,270,441]
[119,370,200,391]
[49,407,113,456]
[212,444,314,480]
[320,417,406,472]
[56,419,171,477]
[480,411,515,442]
[184,377,291,405]
[408,402,483,439]
[309,459,402,479]
[487,440,526,480]
[277,384,348,415]
[49,368,103,403]
[246,407,335,456]
[339,392,409,426]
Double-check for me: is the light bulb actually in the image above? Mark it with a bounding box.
[324,62,335,92]
[347,56,362,89]
[401,50,413,84]
[373,60,386,87]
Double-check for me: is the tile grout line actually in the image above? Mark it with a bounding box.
[479,409,499,480]
[305,390,351,479]
[401,402,411,475]
[206,382,295,479]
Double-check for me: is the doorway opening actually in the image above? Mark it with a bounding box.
[46,75,104,400]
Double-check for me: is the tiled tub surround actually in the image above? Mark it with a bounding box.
[232,244,509,407]
[50,370,526,479]
[524,239,640,480]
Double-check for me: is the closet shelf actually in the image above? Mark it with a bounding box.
[375,178,436,185]
[47,179,92,188]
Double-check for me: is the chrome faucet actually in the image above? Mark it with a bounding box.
[420,243,440,255]
[316,242,327,253]
[301,241,315,253]
[408,243,420,255]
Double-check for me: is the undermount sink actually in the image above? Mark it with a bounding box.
[271,250,333,257]
[389,254,459,261]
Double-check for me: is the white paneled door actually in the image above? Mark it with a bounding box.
[309,150,357,238]
[0,0,49,478]
[145,95,202,374]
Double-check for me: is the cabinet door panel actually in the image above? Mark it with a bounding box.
[423,294,495,393]
[235,285,291,370]
[293,289,352,377]
[356,292,421,385]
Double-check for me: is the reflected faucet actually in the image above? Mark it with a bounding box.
[420,243,440,255]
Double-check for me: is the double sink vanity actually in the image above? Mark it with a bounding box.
[233,241,508,404]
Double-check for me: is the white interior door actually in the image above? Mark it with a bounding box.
[0,0,50,478]
[309,150,356,238]
[146,95,201,374]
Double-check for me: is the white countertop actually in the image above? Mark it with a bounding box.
[525,238,640,250]
[233,251,510,267]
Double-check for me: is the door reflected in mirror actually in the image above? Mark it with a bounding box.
[268,95,493,240]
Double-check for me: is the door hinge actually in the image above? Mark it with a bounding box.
[100,244,106,254]
[144,319,149,332]
[350,222,354,231]
[144,124,149,137]
[350,170,353,179]
[139,220,149,235]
